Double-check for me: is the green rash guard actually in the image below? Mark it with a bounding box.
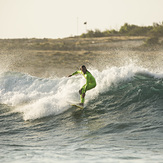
[71,70,96,103]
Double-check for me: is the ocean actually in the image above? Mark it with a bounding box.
[0,62,163,163]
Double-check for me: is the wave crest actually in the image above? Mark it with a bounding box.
[0,64,162,120]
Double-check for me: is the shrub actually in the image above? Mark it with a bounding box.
[80,21,163,38]
[144,36,159,45]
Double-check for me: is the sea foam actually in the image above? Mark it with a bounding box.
[0,63,162,121]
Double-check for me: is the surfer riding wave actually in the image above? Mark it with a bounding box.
[68,65,96,106]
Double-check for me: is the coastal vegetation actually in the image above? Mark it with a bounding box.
[81,22,163,46]
[0,21,163,51]
[81,22,163,38]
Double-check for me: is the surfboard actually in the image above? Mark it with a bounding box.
[70,104,84,109]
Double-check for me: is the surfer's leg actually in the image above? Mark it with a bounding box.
[79,82,96,105]
[79,85,86,104]
[86,82,96,91]
[80,90,85,104]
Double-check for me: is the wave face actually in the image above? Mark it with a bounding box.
[0,64,163,162]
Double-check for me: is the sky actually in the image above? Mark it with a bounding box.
[0,0,163,39]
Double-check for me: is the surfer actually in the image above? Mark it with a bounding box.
[68,65,96,106]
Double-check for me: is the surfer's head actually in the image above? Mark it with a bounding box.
[80,65,87,74]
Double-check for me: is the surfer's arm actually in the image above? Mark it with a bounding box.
[68,71,82,77]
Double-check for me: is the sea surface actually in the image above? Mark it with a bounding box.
[0,62,163,163]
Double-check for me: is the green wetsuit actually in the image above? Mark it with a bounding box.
[72,70,96,103]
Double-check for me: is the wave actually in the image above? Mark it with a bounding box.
[0,64,162,121]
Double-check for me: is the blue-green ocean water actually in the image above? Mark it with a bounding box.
[0,64,163,163]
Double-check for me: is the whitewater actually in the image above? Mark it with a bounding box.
[0,63,163,163]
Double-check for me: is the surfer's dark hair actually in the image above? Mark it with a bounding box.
[82,65,86,68]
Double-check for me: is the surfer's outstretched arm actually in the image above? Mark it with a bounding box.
[68,71,82,77]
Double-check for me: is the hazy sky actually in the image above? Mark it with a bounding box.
[0,0,163,38]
